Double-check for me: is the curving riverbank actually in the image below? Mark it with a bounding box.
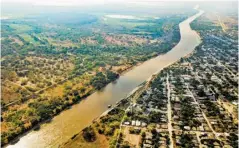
[6,10,204,148]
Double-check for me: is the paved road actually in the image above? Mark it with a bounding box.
[215,14,227,32]
[196,132,203,148]
[167,74,174,148]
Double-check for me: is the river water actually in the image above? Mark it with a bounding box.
[7,10,204,148]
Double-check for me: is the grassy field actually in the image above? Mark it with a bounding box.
[47,38,81,48]
[102,17,154,28]
[20,34,37,43]
[9,24,32,33]
[61,129,109,148]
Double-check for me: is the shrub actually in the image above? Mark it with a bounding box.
[82,126,96,142]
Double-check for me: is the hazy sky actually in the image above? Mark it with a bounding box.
[2,0,234,6]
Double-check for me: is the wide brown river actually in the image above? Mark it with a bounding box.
[7,10,204,148]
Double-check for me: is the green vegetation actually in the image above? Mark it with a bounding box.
[179,134,195,148]
[82,126,97,142]
[129,127,141,134]
[227,133,238,148]
[90,71,119,90]
[180,97,201,128]
[1,12,183,146]
[203,101,220,116]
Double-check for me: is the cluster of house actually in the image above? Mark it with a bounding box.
[174,132,199,147]
[123,120,147,127]
[200,133,223,148]
[169,54,238,147]
[197,45,237,95]
[170,76,211,132]
[202,104,237,134]
[121,76,173,148]
[143,131,169,148]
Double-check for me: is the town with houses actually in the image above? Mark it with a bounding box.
[111,13,238,148]
[61,7,238,148]
[113,32,238,148]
